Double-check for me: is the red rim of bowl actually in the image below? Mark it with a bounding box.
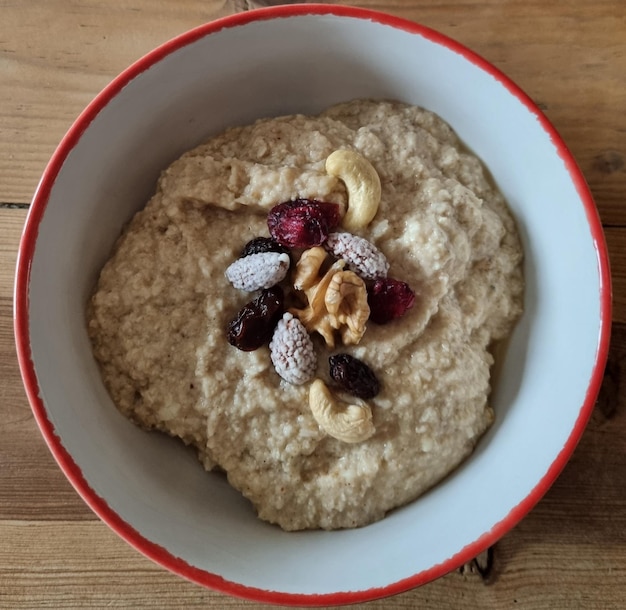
[13,4,612,606]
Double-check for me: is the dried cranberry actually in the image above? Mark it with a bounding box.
[329,354,380,399]
[241,236,289,258]
[227,286,284,351]
[367,278,415,324]
[267,199,341,248]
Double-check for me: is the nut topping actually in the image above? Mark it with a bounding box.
[325,150,381,232]
[308,378,375,443]
[293,246,328,292]
[290,248,369,348]
[325,270,369,346]
[225,150,411,446]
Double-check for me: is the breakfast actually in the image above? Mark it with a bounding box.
[87,98,524,530]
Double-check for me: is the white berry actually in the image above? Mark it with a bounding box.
[225,252,290,291]
[324,232,389,280]
[269,313,317,385]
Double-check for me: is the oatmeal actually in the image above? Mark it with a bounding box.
[87,99,524,530]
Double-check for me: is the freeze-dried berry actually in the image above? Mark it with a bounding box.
[267,199,341,249]
[225,251,290,291]
[241,236,289,258]
[367,278,416,324]
[269,312,317,385]
[324,232,389,280]
[329,353,380,399]
[227,287,284,351]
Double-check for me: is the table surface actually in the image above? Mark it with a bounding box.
[1,1,625,608]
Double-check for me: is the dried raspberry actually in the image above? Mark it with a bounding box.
[367,278,416,324]
[329,354,380,399]
[225,251,290,291]
[267,199,341,249]
[227,287,284,351]
[324,232,389,280]
[241,236,289,258]
[269,312,317,385]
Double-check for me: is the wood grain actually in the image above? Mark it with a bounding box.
[1,1,625,219]
[606,228,626,324]
[0,210,93,523]
[1,1,625,608]
[0,0,229,205]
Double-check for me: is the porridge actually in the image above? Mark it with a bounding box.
[87,99,524,531]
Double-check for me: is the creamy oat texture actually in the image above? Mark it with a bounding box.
[87,99,524,530]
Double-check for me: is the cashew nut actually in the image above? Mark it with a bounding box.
[325,149,381,232]
[308,379,375,443]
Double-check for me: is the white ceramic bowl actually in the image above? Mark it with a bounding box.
[14,4,611,605]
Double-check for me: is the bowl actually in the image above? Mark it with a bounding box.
[14,4,611,605]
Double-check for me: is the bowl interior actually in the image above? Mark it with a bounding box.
[17,6,609,603]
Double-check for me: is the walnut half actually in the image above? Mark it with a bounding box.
[325,269,369,345]
[290,248,370,348]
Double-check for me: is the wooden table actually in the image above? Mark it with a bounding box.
[1,1,624,608]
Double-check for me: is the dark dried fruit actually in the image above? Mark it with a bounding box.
[227,286,284,351]
[367,278,415,324]
[267,199,341,249]
[241,236,289,258]
[329,353,380,399]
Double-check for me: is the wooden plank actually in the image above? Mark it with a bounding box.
[1,0,624,223]
[3,203,626,606]
[2,1,626,607]
[0,0,230,205]
[606,227,626,324]
[0,209,94,521]
[0,512,625,609]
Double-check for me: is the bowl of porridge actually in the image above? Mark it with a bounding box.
[14,4,610,605]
